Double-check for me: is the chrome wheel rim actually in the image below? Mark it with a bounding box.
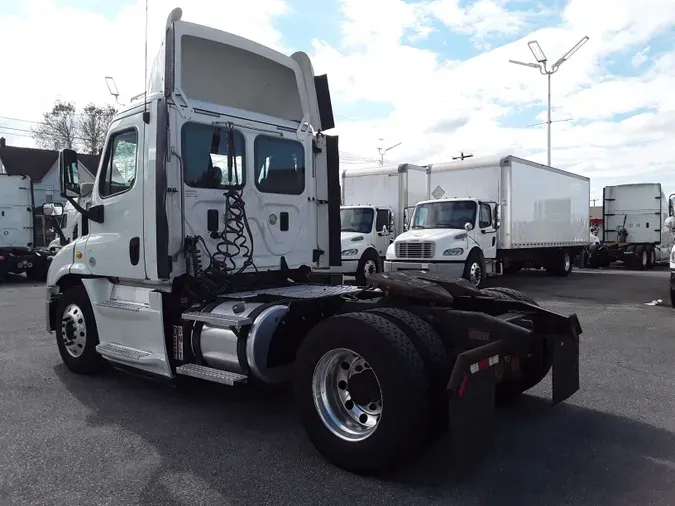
[363,259,377,279]
[312,348,383,442]
[469,262,482,285]
[61,303,87,357]
[642,250,648,266]
[564,253,571,271]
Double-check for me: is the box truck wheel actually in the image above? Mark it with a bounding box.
[546,250,572,277]
[55,285,107,375]
[634,245,648,271]
[356,250,381,286]
[463,249,486,287]
[294,312,430,474]
[646,245,656,269]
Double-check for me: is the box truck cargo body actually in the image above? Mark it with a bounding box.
[384,155,590,287]
[589,183,674,270]
[315,163,429,284]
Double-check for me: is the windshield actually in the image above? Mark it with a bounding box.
[411,201,477,229]
[340,208,374,233]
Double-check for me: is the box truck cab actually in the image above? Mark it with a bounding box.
[339,205,394,285]
[385,197,499,286]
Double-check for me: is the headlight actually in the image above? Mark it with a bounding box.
[342,249,359,256]
[351,236,364,242]
[443,248,464,256]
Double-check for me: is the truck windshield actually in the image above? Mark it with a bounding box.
[181,123,245,189]
[341,208,374,233]
[411,201,477,229]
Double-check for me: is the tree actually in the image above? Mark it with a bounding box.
[78,103,117,155]
[32,100,78,151]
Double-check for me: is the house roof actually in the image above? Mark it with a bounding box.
[0,140,101,181]
[78,153,102,176]
[0,145,58,181]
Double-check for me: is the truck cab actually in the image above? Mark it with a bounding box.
[336,205,394,285]
[385,197,499,287]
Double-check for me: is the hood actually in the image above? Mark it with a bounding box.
[395,228,466,242]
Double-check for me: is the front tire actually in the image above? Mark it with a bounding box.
[355,250,381,287]
[294,312,430,474]
[55,284,106,374]
[463,249,486,288]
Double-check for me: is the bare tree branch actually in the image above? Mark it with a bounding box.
[31,100,78,151]
[78,103,117,155]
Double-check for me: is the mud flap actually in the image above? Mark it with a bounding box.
[551,320,580,404]
[447,369,496,471]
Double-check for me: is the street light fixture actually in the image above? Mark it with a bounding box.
[509,35,589,167]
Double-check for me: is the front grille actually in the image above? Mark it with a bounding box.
[396,241,435,259]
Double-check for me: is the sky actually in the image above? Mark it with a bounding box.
[0,0,674,203]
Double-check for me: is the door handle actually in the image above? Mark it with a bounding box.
[129,237,140,266]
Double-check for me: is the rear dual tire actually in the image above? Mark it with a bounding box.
[294,309,448,474]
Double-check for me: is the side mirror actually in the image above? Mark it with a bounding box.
[493,205,501,229]
[464,222,474,232]
[43,202,64,216]
[59,149,80,197]
[381,225,389,235]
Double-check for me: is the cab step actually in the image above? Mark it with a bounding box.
[175,363,248,386]
[96,343,164,366]
[95,299,150,312]
[182,311,252,328]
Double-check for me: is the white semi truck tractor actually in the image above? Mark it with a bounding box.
[385,155,591,287]
[589,183,673,270]
[45,8,583,474]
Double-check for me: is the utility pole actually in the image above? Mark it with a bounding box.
[509,36,589,167]
[378,139,402,166]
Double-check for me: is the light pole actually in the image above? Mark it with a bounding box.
[378,139,402,166]
[509,36,589,167]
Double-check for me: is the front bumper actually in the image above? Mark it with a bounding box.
[315,259,359,275]
[670,270,675,292]
[45,285,58,333]
[384,260,464,278]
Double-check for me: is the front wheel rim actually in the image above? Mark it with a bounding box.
[61,303,87,357]
[312,348,383,442]
[564,253,571,271]
[470,262,482,285]
[363,259,377,279]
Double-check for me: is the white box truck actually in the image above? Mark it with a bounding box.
[384,155,590,287]
[321,164,429,284]
[44,7,582,475]
[0,173,58,281]
[589,183,673,270]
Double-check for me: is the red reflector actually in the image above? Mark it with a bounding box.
[0,256,4,261]
[511,355,520,371]
[478,358,490,371]
[458,375,468,397]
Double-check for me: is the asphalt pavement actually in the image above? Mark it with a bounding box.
[1,267,674,506]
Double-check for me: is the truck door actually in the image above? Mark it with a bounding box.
[374,208,392,257]
[81,112,146,279]
[477,202,497,259]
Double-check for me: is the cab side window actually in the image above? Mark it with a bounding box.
[99,129,138,198]
[376,209,390,232]
[479,203,492,228]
